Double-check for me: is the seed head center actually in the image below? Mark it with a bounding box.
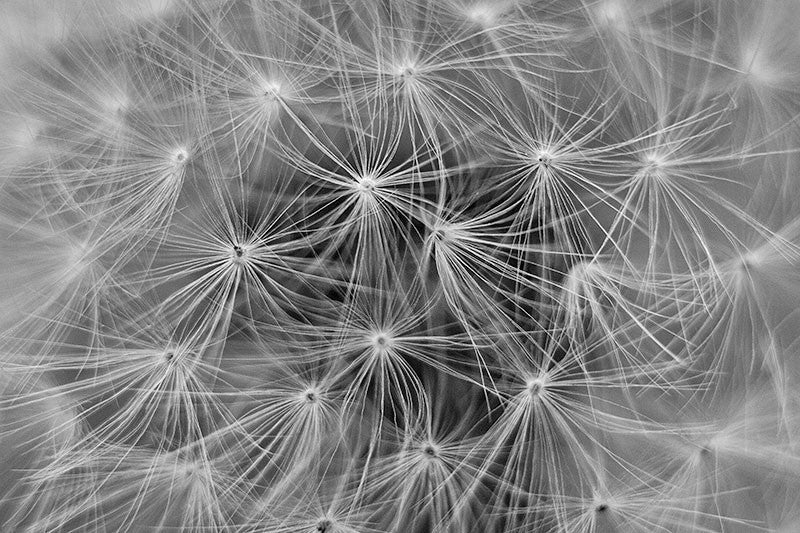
[260,79,282,101]
[421,442,440,458]
[172,147,189,165]
[396,61,419,81]
[527,378,546,398]
[534,149,554,168]
[230,245,248,263]
[371,332,393,351]
[357,175,377,194]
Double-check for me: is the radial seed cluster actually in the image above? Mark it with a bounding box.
[2,1,800,532]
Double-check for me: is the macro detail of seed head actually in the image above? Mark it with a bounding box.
[1,1,799,532]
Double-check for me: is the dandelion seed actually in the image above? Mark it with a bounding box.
[170,146,189,166]
[396,62,418,82]
[421,442,439,458]
[355,173,377,195]
[526,377,546,399]
[259,78,284,102]
[535,151,553,168]
[370,331,392,350]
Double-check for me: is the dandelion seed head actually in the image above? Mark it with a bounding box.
[420,441,441,459]
[369,331,394,352]
[526,377,547,399]
[3,2,798,531]
[681,430,722,466]
[159,345,190,366]
[257,77,284,102]
[230,244,251,264]
[302,387,322,404]
[637,152,669,180]
[431,223,455,245]
[532,147,555,169]
[642,152,666,168]
[170,146,190,167]
[355,173,377,195]
[683,440,718,469]
[395,61,419,82]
